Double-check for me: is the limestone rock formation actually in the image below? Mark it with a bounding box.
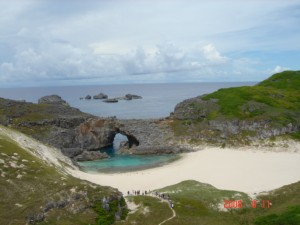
[75,118,117,150]
[173,96,219,120]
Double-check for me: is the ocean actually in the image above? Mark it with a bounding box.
[0,82,255,172]
[0,82,255,119]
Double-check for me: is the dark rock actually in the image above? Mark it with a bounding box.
[85,95,92,100]
[241,101,268,113]
[125,94,142,100]
[173,96,219,120]
[61,148,84,158]
[38,95,69,106]
[75,151,109,161]
[75,118,117,150]
[27,212,45,224]
[93,93,108,99]
[103,98,118,103]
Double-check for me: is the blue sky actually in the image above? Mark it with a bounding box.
[0,0,299,87]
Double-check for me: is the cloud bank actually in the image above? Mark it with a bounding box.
[0,0,299,87]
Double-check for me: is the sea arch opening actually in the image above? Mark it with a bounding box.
[112,129,140,152]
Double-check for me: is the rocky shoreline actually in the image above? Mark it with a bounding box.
[1,93,300,164]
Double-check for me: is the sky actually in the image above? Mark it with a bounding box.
[0,0,299,87]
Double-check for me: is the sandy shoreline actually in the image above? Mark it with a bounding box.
[2,125,299,196]
[70,146,300,195]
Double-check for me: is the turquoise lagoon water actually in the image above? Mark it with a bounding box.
[78,153,180,173]
[78,134,180,173]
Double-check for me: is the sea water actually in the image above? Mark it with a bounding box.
[0,82,255,172]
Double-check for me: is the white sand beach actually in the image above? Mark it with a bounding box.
[2,125,299,195]
[70,146,300,195]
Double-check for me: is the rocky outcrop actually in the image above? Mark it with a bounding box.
[85,95,92,100]
[171,94,300,145]
[75,118,117,150]
[173,96,219,120]
[93,93,108,99]
[70,118,192,155]
[74,151,109,161]
[38,95,69,106]
[124,94,142,100]
[115,119,191,154]
[103,98,118,103]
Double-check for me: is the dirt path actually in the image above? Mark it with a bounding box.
[158,200,176,225]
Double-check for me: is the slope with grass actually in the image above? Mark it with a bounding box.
[0,128,127,225]
[120,180,300,225]
[171,71,300,145]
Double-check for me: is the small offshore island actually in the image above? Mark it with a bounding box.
[1,71,300,225]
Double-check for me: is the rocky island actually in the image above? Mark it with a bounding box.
[80,93,142,102]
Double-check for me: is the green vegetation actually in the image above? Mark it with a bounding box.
[201,71,300,122]
[0,98,88,138]
[254,205,300,225]
[122,180,300,225]
[171,71,300,144]
[0,134,122,225]
[290,131,300,140]
[115,196,173,225]
[93,197,127,225]
[157,180,251,225]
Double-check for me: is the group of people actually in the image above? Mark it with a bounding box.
[127,190,150,196]
[154,191,174,208]
[126,190,174,208]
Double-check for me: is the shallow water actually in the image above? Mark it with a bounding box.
[78,133,181,173]
[78,153,181,173]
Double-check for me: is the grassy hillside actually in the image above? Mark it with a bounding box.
[201,70,300,121]
[115,196,173,225]
[171,71,300,144]
[121,180,300,225]
[0,134,126,225]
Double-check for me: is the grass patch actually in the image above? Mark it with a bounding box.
[290,131,300,140]
[115,196,172,225]
[198,71,300,123]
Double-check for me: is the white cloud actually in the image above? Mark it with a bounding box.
[272,65,290,74]
[0,0,299,86]
[202,44,228,63]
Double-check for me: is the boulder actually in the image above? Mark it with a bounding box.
[61,148,84,158]
[125,94,142,100]
[85,95,92,100]
[74,151,109,161]
[103,98,118,103]
[93,93,108,99]
[38,95,69,106]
